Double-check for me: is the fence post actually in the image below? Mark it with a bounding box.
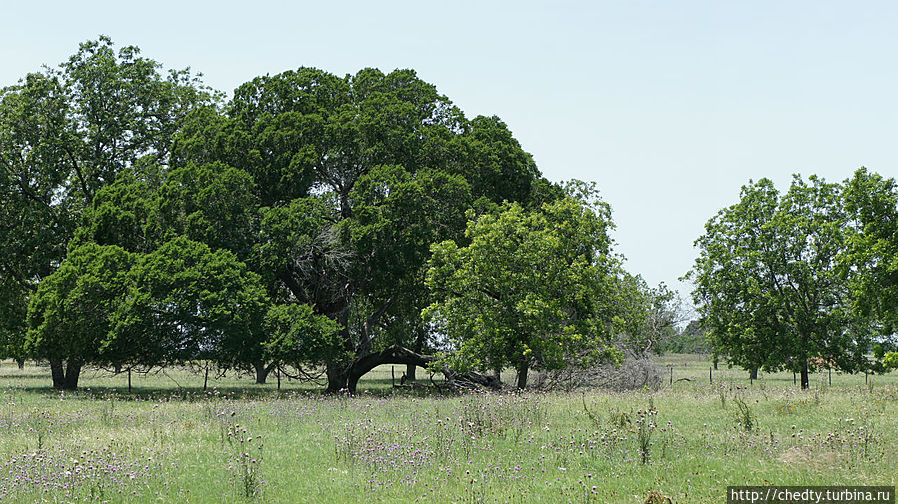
[709,366,712,384]
[669,366,673,385]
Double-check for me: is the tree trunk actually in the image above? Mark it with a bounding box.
[405,325,427,382]
[713,358,718,370]
[277,267,354,393]
[346,345,434,394]
[799,335,810,390]
[326,361,349,393]
[346,371,362,395]
[516,362,529,389]
[800,359,809,390]
[254,362,272,384]
[50,359,65,389]
[749,368,758,380]
[325,303,354,393]
[63,360,81,390]
[16,359,25,370]
[50,359,81,390]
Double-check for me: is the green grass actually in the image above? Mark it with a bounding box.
[0,357,896,503]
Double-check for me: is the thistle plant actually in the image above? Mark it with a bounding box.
[226,422,265,500]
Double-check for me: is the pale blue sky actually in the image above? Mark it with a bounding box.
[4,1,897,301]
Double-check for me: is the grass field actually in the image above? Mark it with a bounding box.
[0,356,895,503]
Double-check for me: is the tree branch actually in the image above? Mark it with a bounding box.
[67,149,93,201]
[357,296,395,355]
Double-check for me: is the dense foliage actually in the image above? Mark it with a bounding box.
[0,38,622,390]
[688,172,898,388]
[424,186,622,388]
[3,38,897,391]
[0,37,212,388]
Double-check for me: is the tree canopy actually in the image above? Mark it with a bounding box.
[687,174,889,388]
[0,37,211,387]
[842,168,898,333]
[8,38,896,393]
[424,187,623,389]
[26,243,133,388]
[1,38,581,391]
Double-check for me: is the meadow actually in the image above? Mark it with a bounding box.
[0,357,895,503]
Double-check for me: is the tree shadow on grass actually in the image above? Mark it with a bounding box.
[0,368,456,401]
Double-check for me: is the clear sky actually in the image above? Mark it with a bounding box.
[4,1,897,302]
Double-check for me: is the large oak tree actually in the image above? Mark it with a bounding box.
[173,67,554,392]
[4,39,569,391]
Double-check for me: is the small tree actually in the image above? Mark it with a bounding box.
[26,243,134,389]
[262,303,342,380]
[112,237,270,376]
[660,319,712,355]
[424,187,621,389]
[613,274,683,357]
